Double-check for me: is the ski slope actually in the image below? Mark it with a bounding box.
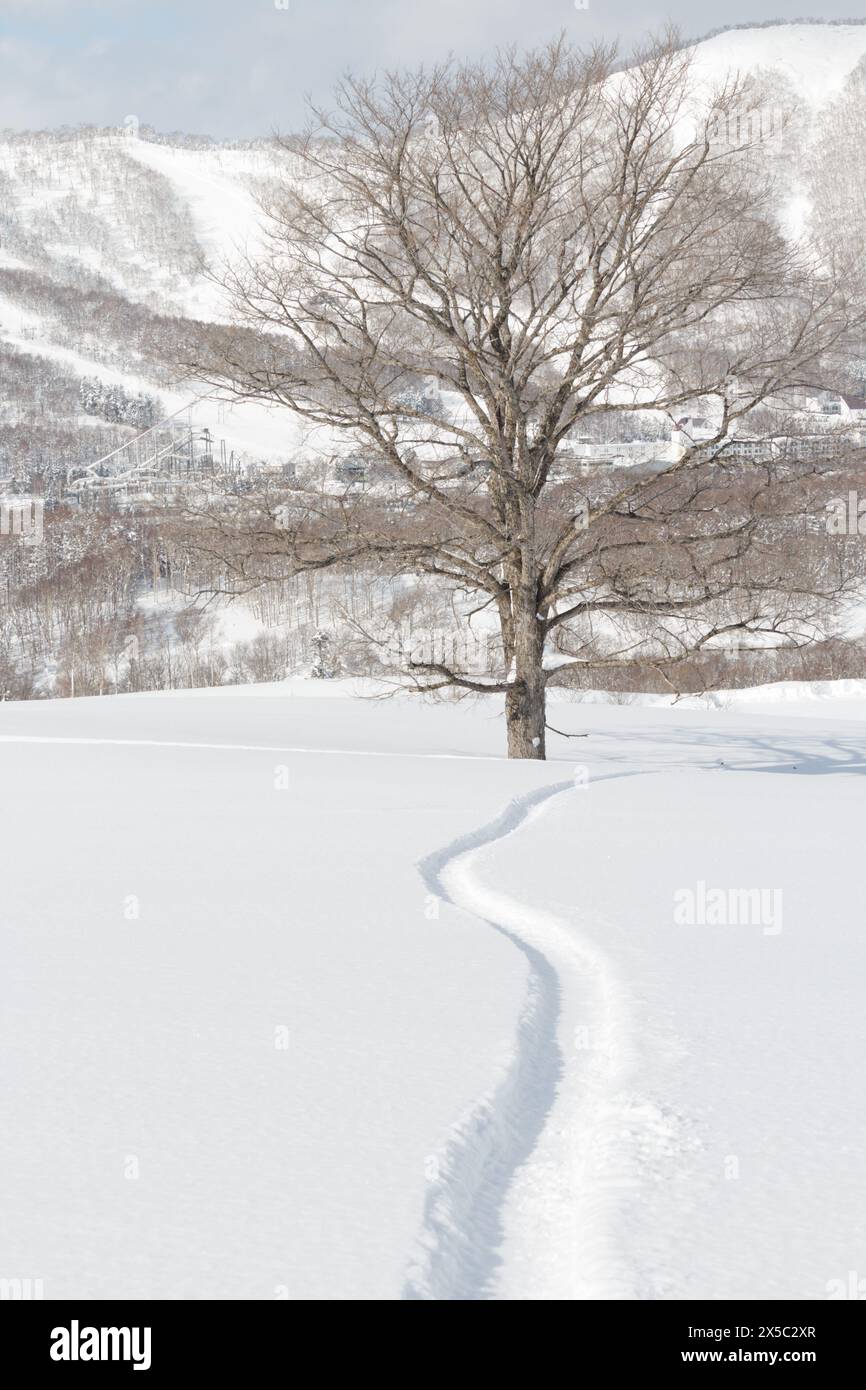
[689,23,866,110]
[1,680,864,1299]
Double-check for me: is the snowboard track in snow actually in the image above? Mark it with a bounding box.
[403,771,644,1302]
[4,730,653,1297]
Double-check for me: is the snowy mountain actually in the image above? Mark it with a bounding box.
[0,131,303,472]
[689,20,866,108]
[2,22,866,479]
[3,20,866,706]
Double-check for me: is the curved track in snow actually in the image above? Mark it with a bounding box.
[3,730,652,1296]
[403,772,649,1302]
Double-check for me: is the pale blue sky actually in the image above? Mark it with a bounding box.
[1,1,865,136]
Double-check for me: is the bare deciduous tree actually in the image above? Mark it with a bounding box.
[187,33,866,757]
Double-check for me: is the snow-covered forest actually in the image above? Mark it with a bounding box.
[4,22,866,713]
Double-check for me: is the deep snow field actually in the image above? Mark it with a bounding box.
[1,679,864,1301]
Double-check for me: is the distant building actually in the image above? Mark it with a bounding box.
[718,437,774,461]
[841,393,866,420]
[335,455,368,485]
[774,434,849,461]
[692,433,854,464]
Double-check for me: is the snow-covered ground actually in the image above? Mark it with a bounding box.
[689,23,866,110]
[1,679,864,1299]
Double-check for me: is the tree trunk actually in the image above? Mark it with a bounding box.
[505,589,547,759]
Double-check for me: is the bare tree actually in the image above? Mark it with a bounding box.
[186,32,866,757]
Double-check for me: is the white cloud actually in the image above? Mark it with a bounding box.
[0,1,857,137]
